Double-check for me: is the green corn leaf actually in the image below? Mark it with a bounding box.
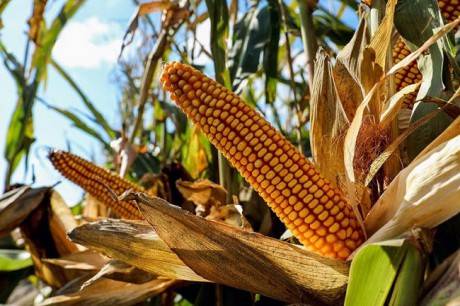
[345,240,422,306]
[41,101,111,151]
[50,59,115,140]
[204,0,231,88]
[0,250,33,272]
[395,0,447,100]
[228,4,274,92]
[31,0,86,83]
[388,243,423,306]
[264,0,280,104]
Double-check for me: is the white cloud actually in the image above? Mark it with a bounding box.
[53,17,123,69]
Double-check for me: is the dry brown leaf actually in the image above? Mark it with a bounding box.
[333,18,367,120]
[27,0,47,43]
[206,203,252,230]
[176,179,227,216]
[20,201,79,288]
[365,107,442,186]
[364,135,460,243]
[124,192,349,305]
[379,83,420,128]
[0,186,50,236]
[39,278,176,306]
[310,49,349,189]
[344,80,382,183]
[138,1,172,16]
[68,219,207,282]
[368,0,397,71]
[81,260,155,289]
[48,191,83,255]
[42,250,108,272]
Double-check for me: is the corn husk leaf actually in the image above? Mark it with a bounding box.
[345,239,422,306]
[421,250,460,305]
[345,16,460,183]
[333,17,367,120]
[365,135,460,243]
[367,0,397,71]
[0,186,50,236]
[68,219,207,282]
[310,49,348,188]
[379,83,420,128]
[365,106,441,186]
[414,116,460,162]
[38,277,176,306]
[124,192,349,305]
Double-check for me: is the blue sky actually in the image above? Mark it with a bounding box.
[0,0,358,205]
[0,0,138,203]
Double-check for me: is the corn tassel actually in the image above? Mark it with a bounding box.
[160,62,364,260]
[393,0,460,107]
[49,150,144,220]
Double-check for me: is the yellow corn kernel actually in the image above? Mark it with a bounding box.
[49,150,144,220]
[160,62,364,260]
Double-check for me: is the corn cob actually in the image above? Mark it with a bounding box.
[49,150,144,220]
[160,62,364,260]
[393,0,460,107]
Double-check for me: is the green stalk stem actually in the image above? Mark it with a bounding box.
[298,0,317,90]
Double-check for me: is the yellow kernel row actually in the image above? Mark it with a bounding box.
[49,150,144,220]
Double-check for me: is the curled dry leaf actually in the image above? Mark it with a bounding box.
[176,179,227,216]
[38,277,176,306]
[42,250,108,272]
[206,203,253,230]
[333,18,367,121]
[0,186,50,236]
[310,49,348,189]
[27,0,47,43]
[367,0,397,71]
[123,192,349,305]
[365,135,460,243]
[68,219,207,282]
[81,260,155,289]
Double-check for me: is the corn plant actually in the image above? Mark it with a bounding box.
[0,0,459,305]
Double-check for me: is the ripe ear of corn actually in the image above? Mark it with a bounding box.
[393,0,459,107]
[49,150,144,220]
[160,62,364,260]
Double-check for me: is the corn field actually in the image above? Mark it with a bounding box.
[0,0,459,305]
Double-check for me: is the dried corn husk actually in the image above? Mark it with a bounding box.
[365,135,460,243]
